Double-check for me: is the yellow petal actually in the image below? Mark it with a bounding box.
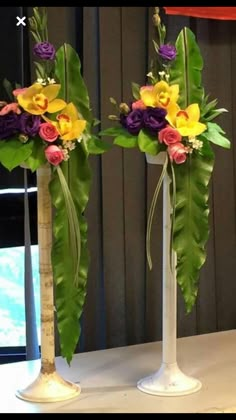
[23,83,43,99]
[60,120,86,141]
[47,99,67,113]
[186,103,200,122]
[17,95,43,115]
[42,84,61,102]
[140,89,156,107]
[153,80,169,95]
[178,122,206,137]
[166,102,180,127]
[60,102,79,121]
[169,84,179,103]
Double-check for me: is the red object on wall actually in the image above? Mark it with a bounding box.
[164,7,236,20]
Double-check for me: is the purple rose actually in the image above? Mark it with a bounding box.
[158,44,177,61]
[0,112,20,139]
[20,113,41,137]
[33,42,56,60]
[125,109,144,135]
[143,107,167,136]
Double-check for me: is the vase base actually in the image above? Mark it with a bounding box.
[16,371,81,403]
[137,362,202,396]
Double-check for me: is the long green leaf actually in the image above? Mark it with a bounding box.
[56,43,93,124]
[170,28,204,109]
[50,43,92,364]
[172,145,214,312]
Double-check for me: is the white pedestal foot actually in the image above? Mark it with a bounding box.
[16,371,80,403]
[137,363,202,396]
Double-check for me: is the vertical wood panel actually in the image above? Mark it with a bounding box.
[83,7,105,351]
[99,7,127,348]
[195,19,217,334]
[121,7,148,345]
[206,20,236,331]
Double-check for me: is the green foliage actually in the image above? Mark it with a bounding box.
[50,43,92,364]
[172,146,214,312]
[170,28,204,109]
[0,139,34,171]
[138,129,162,155]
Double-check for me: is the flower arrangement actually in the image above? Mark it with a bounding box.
[0,7,109,364]
[101,7,231,312]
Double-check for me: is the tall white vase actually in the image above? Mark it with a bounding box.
[16,164,80,402]
[137,152,202,396]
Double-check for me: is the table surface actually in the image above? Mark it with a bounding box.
[1,330,236,413]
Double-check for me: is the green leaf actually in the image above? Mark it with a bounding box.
[3,79,14,101]
[0,139,34,171]
[171,146,214,313]
[34,62,44,79]
[203,108,228,122]
[132,82,141,100]
[53,43,92,364]
[92,118,100,127]
[56,44,93,124]
[87,136,112,154]
[203,122,231,149]
[114,134,138,148]
[138,129,161,155]
[50,147,91,364]
[170,28,204,108]
[100,126,127,137]
[23,137,47,172]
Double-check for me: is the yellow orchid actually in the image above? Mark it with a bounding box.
[140,81,179,109]
[44,102,86,141]
[16,83,66,115]
[166,103,206,137]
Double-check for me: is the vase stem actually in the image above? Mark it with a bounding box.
[162,173,177,365]
[37,164,55,374]
[138,153,202,396]
[16,164,80,403]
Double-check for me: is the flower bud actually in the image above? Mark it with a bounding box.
[119,103,130,114]
[19,134,29,143]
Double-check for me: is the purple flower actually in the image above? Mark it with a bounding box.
[158,44,177,61]
[143,107,167,136]
[20,113,41,137]
[0,112,20,139]
[125,109,144,135]
[33,42,56,60]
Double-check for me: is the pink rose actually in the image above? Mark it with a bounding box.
[45,145,64,166]
[0,102,21,116]
[39,122,59,143]
[13,88,27,97]
[132,100,147,110]
[168,143,187,164]
[158,126,182,145]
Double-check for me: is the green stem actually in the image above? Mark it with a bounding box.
[146,154,168,270]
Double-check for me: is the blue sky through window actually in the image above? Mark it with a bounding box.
[0,245,40,346]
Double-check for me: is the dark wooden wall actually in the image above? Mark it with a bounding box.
[48,7,236,352]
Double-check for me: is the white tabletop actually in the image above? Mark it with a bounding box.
[1,330,236,413]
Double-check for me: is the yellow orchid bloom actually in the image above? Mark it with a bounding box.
[16,83,66,115]
[166,103,206,137]
[140,81,179,109]
[44,102,86,141]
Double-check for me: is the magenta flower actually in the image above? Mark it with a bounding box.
[158,44,177,61]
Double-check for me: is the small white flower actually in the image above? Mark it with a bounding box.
[165,74,170,82]
[77,137,82,143]
[37,77,46,86]
[158,71,166,79]
[47,77,56,85]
